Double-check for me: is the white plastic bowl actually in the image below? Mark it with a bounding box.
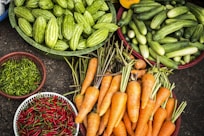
[13,92,79,136]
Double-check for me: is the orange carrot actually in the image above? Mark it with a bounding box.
[158,120,175,136]
[74,93,84,111]
[126,80,141,123]
[75,86,99,123]
[113,120,127,136]
[86,112,100,136]
[74,94,88,128]
[141,73,156,109]
[152,87,171,114]
[97,72,113,113]
[146,118,153,136]
[165,97,175,121]
[98,74,122,116]
[114,101,126,127]
[134,99,155,136]
[134,59,147,70]
[140,123,148,136]
[98,108,110,135]
[158,101,187,136]
[80,57,98,95]
[104,92,127,136]
[130,69,146,79]
[152,107,167,136]
[131,122,137,131]
[123,112,135,136]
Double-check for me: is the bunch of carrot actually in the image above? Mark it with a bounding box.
[65,39,187,136]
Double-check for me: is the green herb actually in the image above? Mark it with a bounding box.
[0,58,41,96]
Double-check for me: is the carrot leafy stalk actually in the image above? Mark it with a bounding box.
[158,101,187,136]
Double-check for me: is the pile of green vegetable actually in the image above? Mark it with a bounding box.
[12,0,118,51]
[118,0,204,69]
[0,58,41,96]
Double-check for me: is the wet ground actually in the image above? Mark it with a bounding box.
[1,3,204,135]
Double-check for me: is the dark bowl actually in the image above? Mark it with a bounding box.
[117,6,204,70]
[0,52,46,99]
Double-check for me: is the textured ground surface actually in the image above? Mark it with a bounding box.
[1,2,204,135]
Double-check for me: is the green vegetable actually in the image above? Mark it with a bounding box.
[18,17,33,37]
[165,47,198,58]
[33,16,47,43]
[14,6,35,22]
[153,20,197,41]
[129,21,147,45]
[0,58,41,96]
[167,6,189,18]
[45,17,59,48]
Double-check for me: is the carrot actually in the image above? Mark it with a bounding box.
[98,108,110,135]
[114,101,126,127]
[104,92,127,136]
[158,101,187,136]
[74,93,84,111]
[165,97,175,121]
[113,120,127,136]
[97,72,113,113]
[140,123,148,136]
[146,117,153,136]
[134,99,155,136]
[152,87,171,114]
[130,69,146,79]
[80,57,98,95]
[75,86,99,123]
[123,112,135,136]
[141,73,156,109]
[158,120,175,136]
[134,59,147,70]
[74,94,88,128]
[131,122,137,131]
[98,74,122,116]
[86,112,100,136]
[126,80,141,123]
[152,107,167,136]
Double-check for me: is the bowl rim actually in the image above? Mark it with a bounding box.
[0,51,46,99]
[13,92,80,136]
[116,6,204,70]
[8,1,116,58]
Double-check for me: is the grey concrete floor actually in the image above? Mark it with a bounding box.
[1,10,204,136]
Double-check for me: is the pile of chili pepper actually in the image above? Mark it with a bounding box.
[16,95,77,136]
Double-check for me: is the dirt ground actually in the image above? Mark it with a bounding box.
[1,1,204,135]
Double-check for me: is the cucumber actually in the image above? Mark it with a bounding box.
[167,6,189,18]
[162,41,189,53]
[149,48,178,69]
[165,47,198,58]
[153,20,197,41]
[136,5,165,20]
[129,21,147,45]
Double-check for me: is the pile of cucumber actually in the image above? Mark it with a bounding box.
[118,0,204,69]
[12,0,118,51]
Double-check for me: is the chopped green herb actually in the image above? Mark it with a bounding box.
[0,58,41,96]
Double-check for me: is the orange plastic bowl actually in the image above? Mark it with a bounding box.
[117,6,204,70]
[0,52,46,99]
